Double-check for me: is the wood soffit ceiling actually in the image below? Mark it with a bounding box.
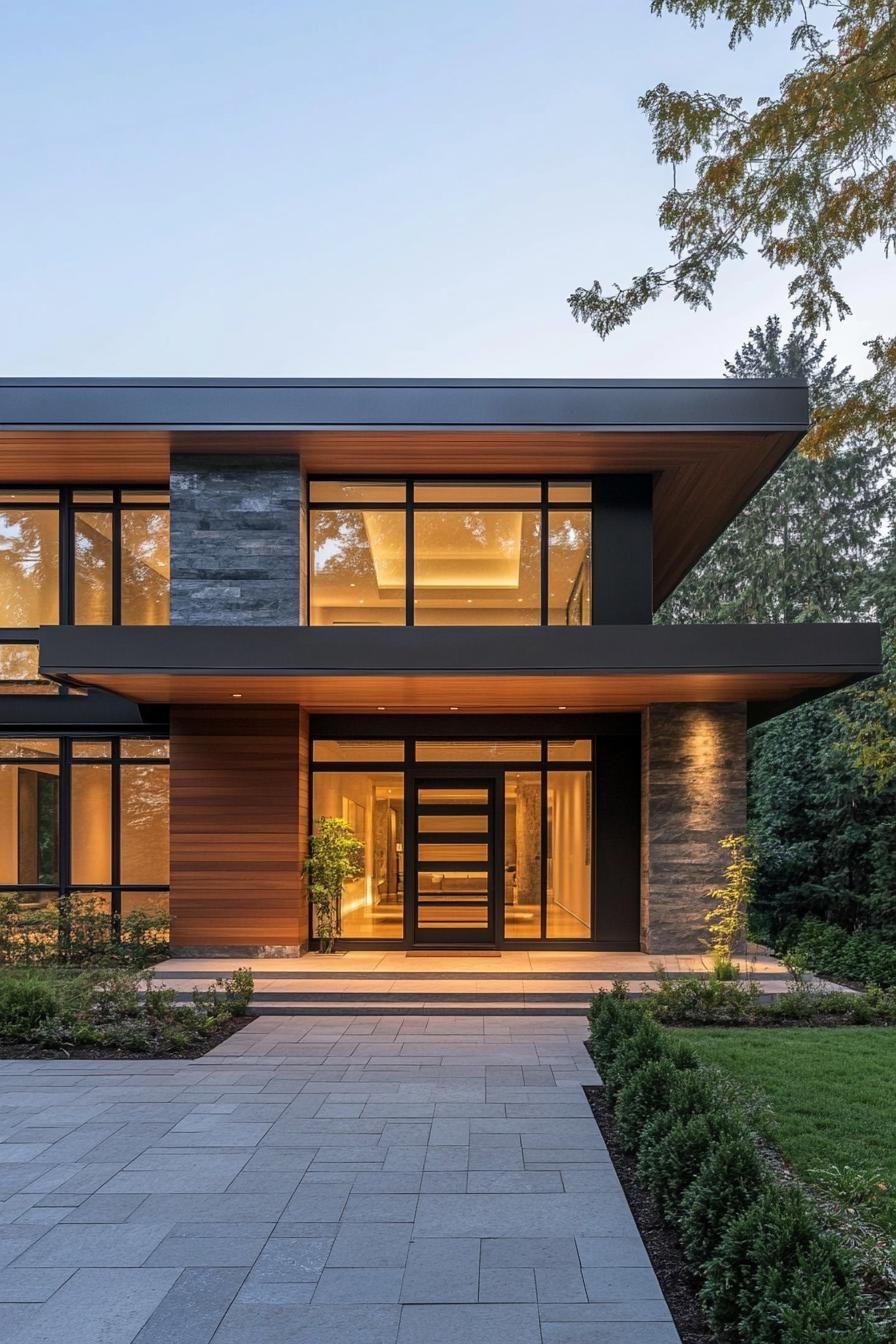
[58,669,848,712]
[0,426,800,605]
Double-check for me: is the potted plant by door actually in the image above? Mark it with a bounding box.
[304,816,364,953]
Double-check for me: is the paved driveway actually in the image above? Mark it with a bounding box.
[0,1015,678,1343]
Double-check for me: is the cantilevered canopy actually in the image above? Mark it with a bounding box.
[39,624,880,720]
[0,378,808,604]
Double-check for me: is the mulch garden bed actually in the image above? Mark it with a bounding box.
[0,1013,256,1061]
[585,1083,717,1344]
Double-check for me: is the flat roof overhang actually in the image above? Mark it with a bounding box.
[0,378,808,605]
[38,624,881,717]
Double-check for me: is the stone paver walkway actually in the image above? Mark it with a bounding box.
[0,1015,679,1343]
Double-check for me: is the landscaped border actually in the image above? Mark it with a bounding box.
[587,987,888,1344]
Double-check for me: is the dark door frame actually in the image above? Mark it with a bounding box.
[308,715,642,952]
[407,765,499,947]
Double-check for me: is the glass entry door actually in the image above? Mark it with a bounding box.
[412,777,496,945]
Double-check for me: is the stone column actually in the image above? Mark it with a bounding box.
[640,702,747,954]
[169,454,301,625]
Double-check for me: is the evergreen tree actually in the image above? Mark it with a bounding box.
[658,318,890,625]
[661,317,896,942]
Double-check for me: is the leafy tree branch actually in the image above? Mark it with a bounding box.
[569,1,896,456]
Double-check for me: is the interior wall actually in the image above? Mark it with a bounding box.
[70,765,112,885]
[0,761,59,887]
[169,706,303,951]
[547,770,592,935]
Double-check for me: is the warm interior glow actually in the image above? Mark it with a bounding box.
[412,511,524,589]
[310,739,596,944]
[312,770,404,939]
[71,764,112,885]
[309,484,591,627]
[547,770,592,937]
[0,507,59,625]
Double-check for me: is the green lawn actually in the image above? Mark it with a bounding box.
[670,1027,896,1232]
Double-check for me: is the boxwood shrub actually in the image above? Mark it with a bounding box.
[588,988,881,1343]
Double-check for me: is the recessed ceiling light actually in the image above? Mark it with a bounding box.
[557,704,567,710]
[232,693,242,699]
[377,705,386,711]
[449,705,459,711]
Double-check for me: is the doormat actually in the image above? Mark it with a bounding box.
[405,950,502,958]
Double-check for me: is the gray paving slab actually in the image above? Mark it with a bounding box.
[0,1267,74,1301]
[414,1192,635,1237]
[400,1236,480,1303]
[313,1266,404,1303]
[0,1014,678,1342]
[132,1266,248,1344]
[14,1220,171,1267]
[327,1222,414,1268]
[144,1231,269,1267]
[3,1266,180,1344]
[397,1302,542,1343]
[249,1235,334,1282]
[582,1265,666,1300]
[213,1301,402,1343]
[539,1321,680,1343]
[478,1266,537,1302]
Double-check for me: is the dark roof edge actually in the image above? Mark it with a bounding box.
[38,623,882,681]
[0,377,809,389]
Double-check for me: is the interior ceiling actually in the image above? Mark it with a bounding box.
[61,669,846,712]
[0,427,799,605]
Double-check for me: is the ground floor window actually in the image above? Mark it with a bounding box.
[0,734,169,931]
[310,735,596,944]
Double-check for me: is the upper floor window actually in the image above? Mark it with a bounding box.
[0,488,169,628]
[309,479,591,627]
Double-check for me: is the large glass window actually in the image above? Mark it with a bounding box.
[547,770,592,938]
[310,735,596,944]
[414,509,541,626]
[0,735,169,929]
[504,770,542,939]
[548,511,591,625]
[0,488,169,629]
[0,493,59,626]
[312,770,404,939]
[120,761,170,885]
[310,510,405,626]
[309,479,591,627]
[0,739,59,890]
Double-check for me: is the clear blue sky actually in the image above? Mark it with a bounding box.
[1,0,889,378]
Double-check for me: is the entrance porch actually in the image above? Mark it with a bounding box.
[151,946,820,1016]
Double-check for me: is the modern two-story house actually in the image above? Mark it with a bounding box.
[0,379,881,956]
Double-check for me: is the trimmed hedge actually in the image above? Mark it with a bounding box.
[589,987,881,1343]
[782,917,896,991]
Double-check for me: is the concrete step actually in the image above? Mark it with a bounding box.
[160,967,794,983]
[233,998,595,1017]
[176,990,597,1007]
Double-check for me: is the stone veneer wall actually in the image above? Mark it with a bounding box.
[640,702,747,953]
[169,454,301,625]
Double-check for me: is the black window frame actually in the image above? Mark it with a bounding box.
[0,731,170,937]
[308,727,598,948]
[0,486,170,696]
[307,476,594,628]
[0,483,170,627]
